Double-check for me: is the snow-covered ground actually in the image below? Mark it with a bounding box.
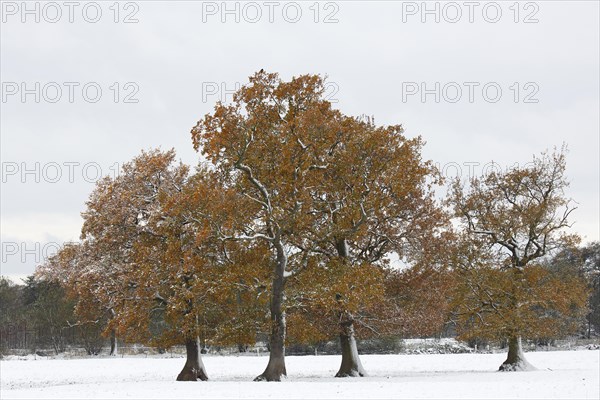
[1,350,598,399]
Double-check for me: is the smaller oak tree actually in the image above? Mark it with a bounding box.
[448,148,587,371]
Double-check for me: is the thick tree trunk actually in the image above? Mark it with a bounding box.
[254,319,286,382]
[255,241,287,382]
[335,319,366,377]
[499,336,535,371]
[109,329,117,356]
[334,238,367,378]
[176,337,209,381]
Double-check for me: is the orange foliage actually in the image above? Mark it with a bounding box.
[452,260,589,341]
[448,148,588,343]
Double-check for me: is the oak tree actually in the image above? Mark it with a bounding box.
[448,148,586,371]
[192,71,445,379]
[294,116,445,377]
[192,71,351,381]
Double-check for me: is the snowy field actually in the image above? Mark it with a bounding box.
[1,350,598,399]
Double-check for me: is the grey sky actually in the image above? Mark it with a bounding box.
[1,0,599,281]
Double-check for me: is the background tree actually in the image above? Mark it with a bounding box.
[448,148,585,371]
[2,275,104,356]
[581,242,600,337]
[21,276,75,355]
[544,242,600,338]
[38,243,113,356]
[0,277,25,355]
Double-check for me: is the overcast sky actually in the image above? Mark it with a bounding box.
[1,0,599,282]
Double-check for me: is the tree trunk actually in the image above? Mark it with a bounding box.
[176,337,209,381]
[109,329,117,356]
[335,319,366,377]
[334,238,367,378]
[336,238,349,258]
[254,240,287,382]
[108,309,117,356]
[499,336,535,371]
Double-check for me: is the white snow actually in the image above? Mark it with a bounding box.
[1,350,598,399]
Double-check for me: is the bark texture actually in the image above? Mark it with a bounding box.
[176,337,209,381]
[499,336,535,371]
[254,241,287,382]
[335,319,367,377]
[109,329,117,356]
[334,238,367,378]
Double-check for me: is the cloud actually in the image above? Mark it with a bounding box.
[1,212,82,243]
[1,1,598,279]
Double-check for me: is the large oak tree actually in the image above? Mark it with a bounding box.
[192,71,345,381]
[192,70,444,379]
